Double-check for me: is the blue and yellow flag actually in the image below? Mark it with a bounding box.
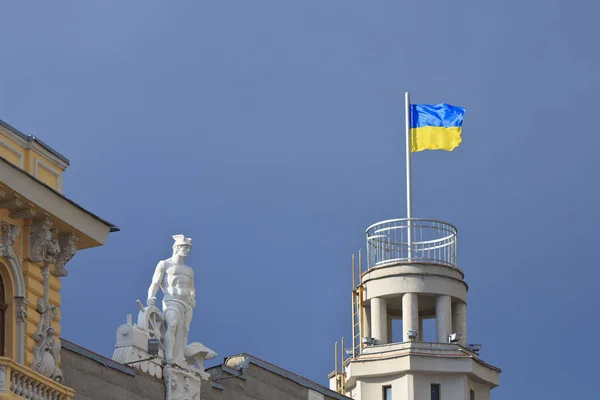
[410,103,466,152]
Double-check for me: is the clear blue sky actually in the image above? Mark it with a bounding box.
[1,1,598,398]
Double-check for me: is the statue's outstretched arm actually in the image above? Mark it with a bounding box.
[147,261,166,306]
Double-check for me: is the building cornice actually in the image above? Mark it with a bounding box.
[0,156,118,250]
[0,119,70,168]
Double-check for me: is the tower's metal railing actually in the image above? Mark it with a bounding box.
[366,218,457,268]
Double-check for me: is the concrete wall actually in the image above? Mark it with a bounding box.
[413,373,469,400]
[61,344,346,400]
[470,380,490,400]
[61,346,164,400]
[347,371,492,400]
[206,364,343,400]
[353,374,405,400]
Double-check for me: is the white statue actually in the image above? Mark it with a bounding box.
[147,234,196,365]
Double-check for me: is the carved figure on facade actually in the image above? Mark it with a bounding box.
[30,218,60,264]
[1,221,21,263]
[54,233,78,277]
[32,265,63,382]
[16,302,28,323]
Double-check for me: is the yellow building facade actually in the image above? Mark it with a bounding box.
[0,120,117,399]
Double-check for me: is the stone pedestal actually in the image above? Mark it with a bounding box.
[164,365,203,400]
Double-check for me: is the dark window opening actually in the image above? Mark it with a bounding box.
[383,385,392,400]
[470,389,475,400]
[431,383,440,400]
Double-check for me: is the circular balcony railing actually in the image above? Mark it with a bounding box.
[366,218,457,268]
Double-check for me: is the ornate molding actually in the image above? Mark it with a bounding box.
[15,298,29,323]
[10,205,36,220]
[0,192,36,220]
[53,232,77,277]
[0,221,26,364]
[0,197,22,212]
[30,217,60,264]
[0,186,35,219]
[32,265,63,382]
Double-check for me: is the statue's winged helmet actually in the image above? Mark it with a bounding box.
[172,234,192,248]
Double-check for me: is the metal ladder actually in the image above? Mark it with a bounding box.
[335,250,365,395]
[351,250,364,358]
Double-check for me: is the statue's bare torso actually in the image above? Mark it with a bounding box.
[160,260,194,302]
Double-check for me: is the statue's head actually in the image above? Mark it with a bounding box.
[172,234,192,257]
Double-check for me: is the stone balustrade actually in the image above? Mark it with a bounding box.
[0,357,75,400]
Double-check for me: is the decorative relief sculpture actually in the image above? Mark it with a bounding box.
[112,234,216,400]
[1,221,21,263]
[32,265,63,382]
[16,301,28,323]
[29,217,78,276]
[53,233,78,277]
[30,218,60,264]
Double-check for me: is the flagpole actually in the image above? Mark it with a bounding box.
[405,92,412,259]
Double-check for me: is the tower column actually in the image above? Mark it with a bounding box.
[436,295,452,343]
[370,298,388,344]
[363,306,371,341]
[452,301,467,347]
[402,293,419,342]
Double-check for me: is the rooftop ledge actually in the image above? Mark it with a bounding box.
[366,218,458,269]
[329,341,500,377]
[332,341,501,388]
[358,341,498,368]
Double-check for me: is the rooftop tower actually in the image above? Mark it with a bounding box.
[329,94,501,400]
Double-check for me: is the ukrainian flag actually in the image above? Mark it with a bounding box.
[410,103,466,152]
